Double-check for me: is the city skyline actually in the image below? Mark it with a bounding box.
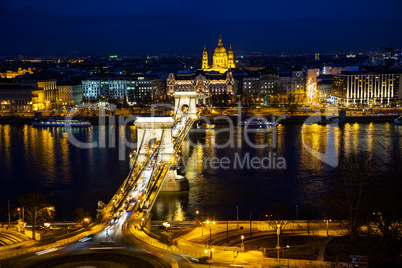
[1,0,402,56]
[1,1,402,266]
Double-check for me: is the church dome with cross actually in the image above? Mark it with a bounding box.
[202,35,235,73]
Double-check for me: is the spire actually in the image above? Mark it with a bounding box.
[229,44,232,52]
[218,34,223,45]
[202,44,209,70]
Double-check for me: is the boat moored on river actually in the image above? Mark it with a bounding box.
[243,117,278,128]
[32,118,91,127]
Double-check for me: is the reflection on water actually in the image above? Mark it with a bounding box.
[1,123,402,221]
[153,122,402,220]
[152,191,189,221]
[0,125,133,220]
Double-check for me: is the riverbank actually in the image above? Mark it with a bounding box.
[132,220,356,267]
[0,114,400,125]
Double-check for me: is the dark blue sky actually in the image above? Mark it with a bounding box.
[1,0,401,56]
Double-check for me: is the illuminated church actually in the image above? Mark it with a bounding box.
[202,35,235,73]
[166,36,236,106]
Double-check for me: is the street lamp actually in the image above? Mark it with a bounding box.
[276,224,281,262]
[236,206,239,227]
[84,217,90,227]
[241,235,245,251]
[324,218,331,237]
[196,210,199,223]
[207,220,215,260]
[17,208,21,220]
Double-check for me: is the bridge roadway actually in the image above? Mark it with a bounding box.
[8,215,193,267]
[8,113,199,267]
[106,112,197,220]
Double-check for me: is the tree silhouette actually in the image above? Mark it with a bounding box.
[326,151,375,241]
[261,203,294,231]
[299,203,316,236]
[366,146,402,265]
[73,207,91,226]
[17,191,54,240]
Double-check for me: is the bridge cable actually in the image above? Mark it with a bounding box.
[121,129,147,191]
[141,129,165,209]
[105,129,147,214]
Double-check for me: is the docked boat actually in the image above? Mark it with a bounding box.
[394,116,402,125]
[244,118,278,128]
[32,118,91,127]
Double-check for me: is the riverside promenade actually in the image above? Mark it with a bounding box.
[130,220,349,267]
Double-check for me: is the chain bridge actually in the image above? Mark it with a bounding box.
[102,91,202,229]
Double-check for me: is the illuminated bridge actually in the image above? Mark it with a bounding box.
[102,91,202,229]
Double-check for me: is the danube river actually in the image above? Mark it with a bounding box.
[1,122,401,221]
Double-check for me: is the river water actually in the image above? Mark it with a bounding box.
[0,122,401,221]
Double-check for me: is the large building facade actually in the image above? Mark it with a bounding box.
[0,84,33,112]
[332,72,401,106]
[32,89,45,111]
[240,72,280,106]
[57,82,83,108]
[82,77,165,106]
[0,68,34,79]
[202,36,235,73]
[22,80,58,110]
[278,68,306,105]
[82,79,126,100]
[126,78,165,106]
[167,71,234,106]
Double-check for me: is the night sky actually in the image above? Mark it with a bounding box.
[1,0,401,56]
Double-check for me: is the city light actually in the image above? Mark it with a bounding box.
[1,10,401,267]
[306,78,317,106]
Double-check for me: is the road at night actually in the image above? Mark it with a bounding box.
[8,216,194,267]
[8,115,199,267]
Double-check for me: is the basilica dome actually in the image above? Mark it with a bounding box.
[202,35,235,73]
[214,36,227,54]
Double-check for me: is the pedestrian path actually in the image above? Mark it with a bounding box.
[317,236,334,261]
[0,229,30,246]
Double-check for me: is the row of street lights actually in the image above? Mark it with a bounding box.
[195,210,216,261]
[196,209,274,260]
[205,220,215,260]
[195,209,332,263]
